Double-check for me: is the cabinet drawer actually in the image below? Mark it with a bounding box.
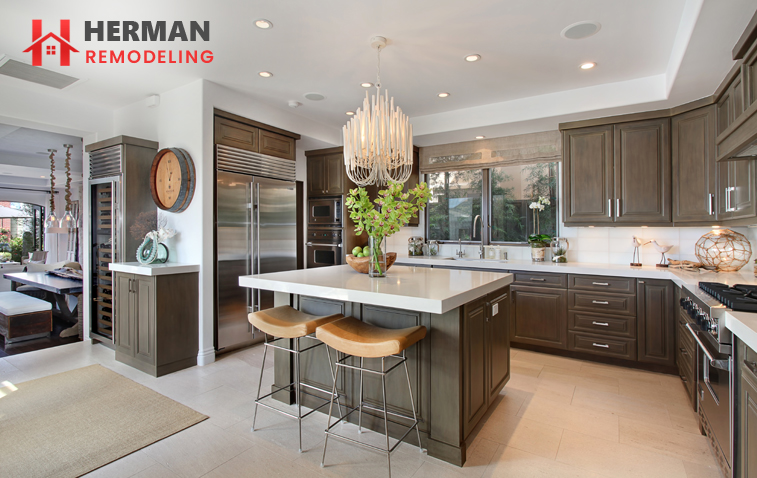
[677,311,696,357]
[677,346,696,406]
[568,275,635,294]
[568,331,637,360]
[568,311,636,338]
[568,290,636,316]
[511,271,567,288]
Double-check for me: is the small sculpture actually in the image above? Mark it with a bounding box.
[651,241,673,268]
[631,236,651,267]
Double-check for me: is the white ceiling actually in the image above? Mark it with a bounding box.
[0,124,83,181]
[0,0,754,145]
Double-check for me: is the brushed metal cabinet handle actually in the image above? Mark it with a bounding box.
[592,321,609,326]
[616,199,621,217]
[709,194,715,215]
[592,343,610,348]
[592,300,609,305]
[608,199,612,218]
[530,278,546,282]
[592,282,609,286]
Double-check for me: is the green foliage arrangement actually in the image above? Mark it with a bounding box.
[528,233,551,249]
[9,236,22,263]
[22,231,33,258]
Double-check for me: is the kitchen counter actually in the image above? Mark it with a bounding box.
[238,264,512,314]
[726,311,757,352]
[109,262,200,276]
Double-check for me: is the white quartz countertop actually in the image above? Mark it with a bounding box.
[238,264,513,314]
[725,311,757,352]
[109,262,200,276]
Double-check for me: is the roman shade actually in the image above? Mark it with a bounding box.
[419,130,561,173]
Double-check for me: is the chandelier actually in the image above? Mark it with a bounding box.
[343,36,413,187]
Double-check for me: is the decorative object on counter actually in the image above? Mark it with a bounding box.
[150,148,196,213]
[343,36,413,187]
[651,241,673,268]
[668,259,703,272]
[136,215,176,265]
[346,181,431,276]
[408,236,424,256]
[59,144,76,229]
[695,228,752,271]
[427,239,439,256]
[631,236,652,267]
[528,234,551,262]
[529,196,550,235]
[346,249,398,275]
[44,149,58,230]
[550,237,569,263]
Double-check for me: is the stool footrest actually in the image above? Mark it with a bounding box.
[324,404,419,454]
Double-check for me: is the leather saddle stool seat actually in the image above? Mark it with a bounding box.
[316,317,427,358]
[248,305,343,339]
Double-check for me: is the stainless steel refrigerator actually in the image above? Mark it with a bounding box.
[216,171,297,351]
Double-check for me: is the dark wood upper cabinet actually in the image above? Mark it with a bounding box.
[324,154,345,195]
[259,129,295,160]
[614,118,671,224]
[563,126,614,224]
[213,111,298,161]
[718,159,757,221]
[215,117,258,151]
[672,106,717,222]
[307,156,325,196]
[307,152,345,196]
[510,285,568,350]
[637,279,675,367]
[718,70,745,136]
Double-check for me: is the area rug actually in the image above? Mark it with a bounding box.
[0,364,208,477]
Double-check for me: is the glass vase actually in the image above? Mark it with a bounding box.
[531,246,546,262]
[369,235,387,278]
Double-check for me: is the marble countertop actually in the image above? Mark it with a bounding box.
[239,264,513,314]
[109,262,200,276]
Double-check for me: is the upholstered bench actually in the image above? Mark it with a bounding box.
[0,291,52,344]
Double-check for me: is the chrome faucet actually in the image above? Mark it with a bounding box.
[473,214,484,259]
[456,238,465,257]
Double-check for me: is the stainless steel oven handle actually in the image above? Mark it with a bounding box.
[307,243,342,247]
[685,323,730,371]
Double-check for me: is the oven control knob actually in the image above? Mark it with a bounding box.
[696,312,706,325]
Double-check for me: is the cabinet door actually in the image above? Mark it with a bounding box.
[637,279,675,367]
[511,285,568,349]
[487,289,510,403]
[114,273,134,357]
[259,130,295,160]
[741,359,757,478]
[463,296,488,438]
[718,160,732,219]
[563,126,614,224]
[307,156,325,196]
[214,117,259,152]
[324,154,344,195]
[133,275,156,365]
[672,106,717,222]
[731,159,757,221]
[614,118,671,223]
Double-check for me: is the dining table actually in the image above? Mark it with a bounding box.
[2,271,84,338]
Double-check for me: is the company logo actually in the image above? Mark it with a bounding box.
[23,20,79,66]
[22,19,213,66]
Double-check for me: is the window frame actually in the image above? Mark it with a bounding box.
[424,164,559,246]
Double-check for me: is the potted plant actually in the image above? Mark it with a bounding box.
[528,196,551,262]
[346,182,432,277]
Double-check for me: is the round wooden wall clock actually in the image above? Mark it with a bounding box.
[150,148,195,212]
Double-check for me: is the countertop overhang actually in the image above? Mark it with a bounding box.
[109,262,200,276]
[239,264,513,314]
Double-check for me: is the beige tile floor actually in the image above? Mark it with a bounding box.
[0,342,724,478]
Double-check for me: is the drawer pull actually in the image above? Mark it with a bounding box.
[592,282,609,286]
[529,278,546,282]
[592,300,609,305]
[679,347,688,355]
[591,321,609,327]
[592,343,610,348]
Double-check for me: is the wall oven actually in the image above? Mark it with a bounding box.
[308,197,342,226]
[306,228,342,268]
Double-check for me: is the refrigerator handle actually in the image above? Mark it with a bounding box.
[254,182,261,312]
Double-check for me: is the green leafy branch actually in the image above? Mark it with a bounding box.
[345,182,432,240]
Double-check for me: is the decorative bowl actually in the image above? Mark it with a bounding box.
[346,252,397,274]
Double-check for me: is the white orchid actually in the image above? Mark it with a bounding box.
[539,196,551,206]
[529,202,540,210]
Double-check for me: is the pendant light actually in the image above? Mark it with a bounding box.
[44,149,58,230]
[59,144,76,229]
[343,36,413,187]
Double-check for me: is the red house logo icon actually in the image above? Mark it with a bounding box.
[23,20,79,66]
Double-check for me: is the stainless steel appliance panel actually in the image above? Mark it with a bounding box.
[308,197,342,225]
[306,228,342,268]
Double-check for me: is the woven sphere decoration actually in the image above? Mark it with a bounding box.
[695,229,752,271]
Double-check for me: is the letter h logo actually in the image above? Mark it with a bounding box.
[23,20,79,66]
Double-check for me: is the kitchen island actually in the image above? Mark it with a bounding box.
[239,264,513,466]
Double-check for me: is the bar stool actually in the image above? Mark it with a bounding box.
[248,305,344,452]
[316,317,427,477]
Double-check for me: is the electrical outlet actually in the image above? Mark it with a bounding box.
[492,303,498,316]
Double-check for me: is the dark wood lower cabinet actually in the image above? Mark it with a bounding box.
[488,289,511,403]
[637,279,675,367]
[463,296,489,438]
[568,331,636,360]
[511,285,568,349]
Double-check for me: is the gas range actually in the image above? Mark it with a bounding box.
[679,282,733,353]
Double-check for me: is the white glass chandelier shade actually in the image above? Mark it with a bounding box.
[343,37,413,187]
[44,211,59,230]
[59,210,76,229]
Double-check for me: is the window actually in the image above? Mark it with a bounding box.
[426,170,482,242]
[426,162,558,244]
[46,45,56,55]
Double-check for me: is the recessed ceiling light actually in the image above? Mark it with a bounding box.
[561,21,601,40]
[40,176,45,178]
[580,62,596,70]
[346,111,355,116]
[465,54,481,62]
[304,92,326,101]
[438,92,450,98]
[361,82,373,88]
[254,19,273,29]
[475,135,485,139]
[258,71,273,78]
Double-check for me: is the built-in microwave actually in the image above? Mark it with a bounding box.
[308,197,342,225]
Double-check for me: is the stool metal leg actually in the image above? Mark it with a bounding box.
[251,334,269,432]
[324,345,343,419]
[321,361,341,468]
[403,351,423,452]
[358,357,364,433]
[294,337,302,452]
[381,357,391,478]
